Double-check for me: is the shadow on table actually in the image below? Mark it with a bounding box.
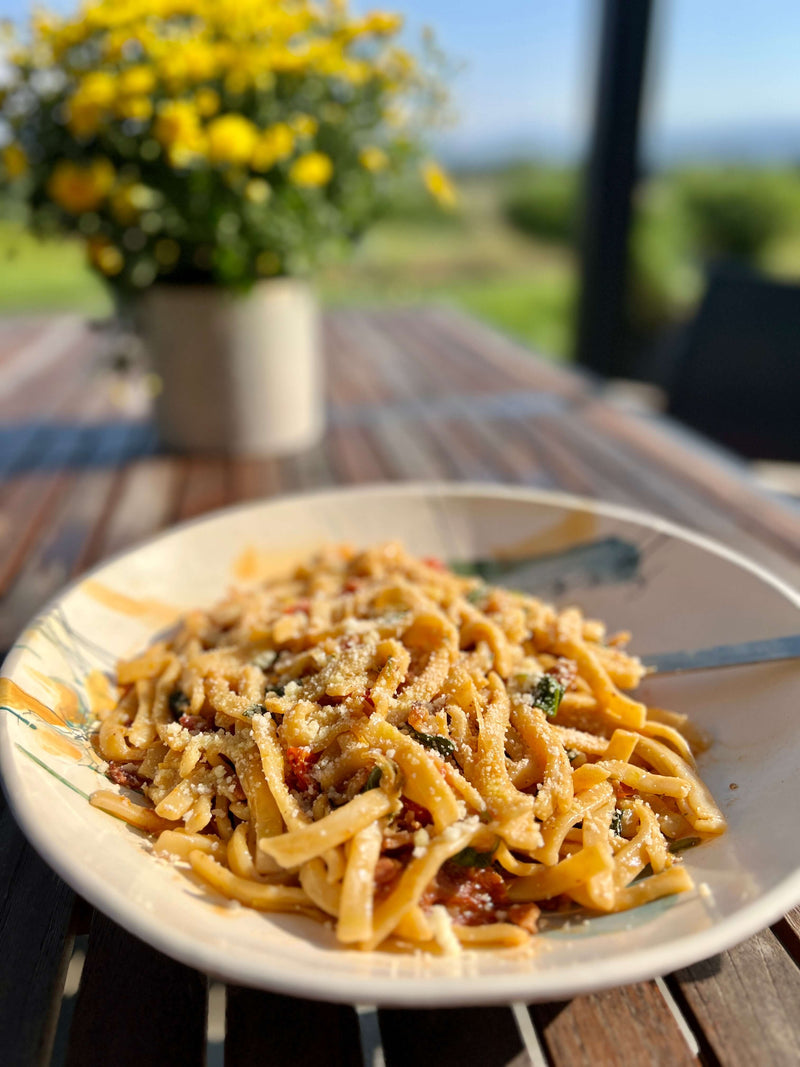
[0,420,158,476]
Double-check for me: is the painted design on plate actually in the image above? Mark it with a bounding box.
[452,536,641,598]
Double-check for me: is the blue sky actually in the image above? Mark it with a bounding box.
[4,1,800,161]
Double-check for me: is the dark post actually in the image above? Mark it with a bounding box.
[574,0,653,377]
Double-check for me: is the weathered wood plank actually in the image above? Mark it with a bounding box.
[225,987,363,1067]
[530,983,698,1067]
[176,456,232,520]
[92,456,183,559]
[377,1006,527,1067]
[773,906,800,968]
[671,930,800,1067]
[65,912,207,1067]
[583,401,800,564]
[0,807,75,1067]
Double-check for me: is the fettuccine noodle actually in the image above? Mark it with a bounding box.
[90,543,725,953]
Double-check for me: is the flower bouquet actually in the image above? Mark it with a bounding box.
[1,0,453,453]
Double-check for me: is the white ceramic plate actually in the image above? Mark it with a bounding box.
[2,483,800,1007]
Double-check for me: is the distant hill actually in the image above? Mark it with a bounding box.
[436,119,800,170]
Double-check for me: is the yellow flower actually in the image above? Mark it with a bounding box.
[2,143,28,179]
[65,73,117,136]
[47,158,115,214]
[359,145,388,173]
[206,114,259,167]
[289,114,318,139]
[289,151,333,188]
[224,70,250,96]
[115,95,153,122]
[118,65,155,98]
[251,123,295,172]
[154,100,205,164]
[75,71,116,109]
[362,12,404,35]
[422,161,457,210]
[195,88,220,118]
[87,235,124,276]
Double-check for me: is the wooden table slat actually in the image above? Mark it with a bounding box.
[377,1007,527,1067]
[529,982,699,1067]
[65,912,207,1067]
[670,930,800,1067]
[225,987,363,1067]
[0,808,76,1067]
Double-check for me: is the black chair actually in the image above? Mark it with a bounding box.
[659,265,800,461]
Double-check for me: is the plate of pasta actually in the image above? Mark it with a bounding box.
[2,482,800,1006]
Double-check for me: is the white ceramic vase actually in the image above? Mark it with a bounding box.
[139,279,324,455]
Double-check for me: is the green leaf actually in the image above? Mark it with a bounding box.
[465,587,486,605]
[450,840,499,868]
[408,727,455,758]
[168,690,189,719]
[610,808,623,837]
[532,674,565,717]
[362,766,383,792]
[668,836,701,854]
[242,703,267,719]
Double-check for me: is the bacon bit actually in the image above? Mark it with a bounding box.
[282,598,311,615]
[285,746,320,795]
[343,578,361,593]
[396,797,433,832]
[362,688,376,715]
[381,829,415,851]
[421,864,507,926]
[422,556,446,572]
[106,762,145,792]
[374,857,404,902]
[178,714,212,734]
[507,902,541,934]
[546,658,578,691]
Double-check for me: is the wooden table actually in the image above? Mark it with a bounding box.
[2,307,800,1067]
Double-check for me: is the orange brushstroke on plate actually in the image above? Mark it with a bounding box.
[85,669,117,716]
[28,667,81,723]
[0,677,65,727]
[38,728,83,761]
[81,579,180,626]
[493,510,598,560]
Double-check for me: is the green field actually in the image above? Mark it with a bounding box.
[0,175,577,358]
[5,163,797,365]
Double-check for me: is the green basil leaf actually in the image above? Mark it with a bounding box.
[668,836,701,854]
[610,808,623,837]
[362,766,383,792]
[532,674,565,717]
[408,727,455,758]
[450,840,499,868]
[168,690,189,719]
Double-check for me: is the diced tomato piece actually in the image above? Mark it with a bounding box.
[285,746,320,794]
[422,556,446,572]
